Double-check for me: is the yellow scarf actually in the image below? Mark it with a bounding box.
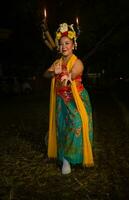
[48,54,94,166]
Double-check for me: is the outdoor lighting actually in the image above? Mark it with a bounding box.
[41,8,56,50]
[44,8,47,20]
[76,17,80,36]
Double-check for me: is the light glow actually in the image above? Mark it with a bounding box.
[44,8,47,19]
[76,17,79,26]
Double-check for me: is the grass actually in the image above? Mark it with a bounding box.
[0,87,129,200]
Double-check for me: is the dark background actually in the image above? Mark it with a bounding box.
[0,0,129,78]
[0,2,129,199]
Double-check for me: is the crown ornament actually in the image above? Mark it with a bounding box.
[55,23,80,50]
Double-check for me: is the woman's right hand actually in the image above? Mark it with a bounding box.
[54,59,62,74]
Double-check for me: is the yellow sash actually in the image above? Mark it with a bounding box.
[48,54,94,166]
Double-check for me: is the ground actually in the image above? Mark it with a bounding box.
[0,83,129,200]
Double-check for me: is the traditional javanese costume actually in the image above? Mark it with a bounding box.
[48,54,94,166]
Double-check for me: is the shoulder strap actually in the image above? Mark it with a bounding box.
[66,54,77,72]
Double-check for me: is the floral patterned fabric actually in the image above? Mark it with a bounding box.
[55,65,93,164]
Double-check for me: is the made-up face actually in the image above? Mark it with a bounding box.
[59,36,74,57]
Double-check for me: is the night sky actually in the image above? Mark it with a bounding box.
[0,0,129,76]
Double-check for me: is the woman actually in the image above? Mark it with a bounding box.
[45,23,94,174]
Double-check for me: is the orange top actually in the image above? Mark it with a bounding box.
[55,64,84,102]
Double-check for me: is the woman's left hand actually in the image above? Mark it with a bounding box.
[61,73,72,86]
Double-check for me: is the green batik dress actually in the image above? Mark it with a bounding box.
[55,64,93,165]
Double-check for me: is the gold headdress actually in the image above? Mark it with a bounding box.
[55,23,79,50]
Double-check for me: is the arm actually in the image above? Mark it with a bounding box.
[43,59,62,78]
[43,65,55,78]
[61,59,84,85]
[71,59,84,80]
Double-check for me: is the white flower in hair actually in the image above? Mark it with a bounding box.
[60,23,68,33]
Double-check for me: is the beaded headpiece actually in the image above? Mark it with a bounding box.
[55,23,79,50]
